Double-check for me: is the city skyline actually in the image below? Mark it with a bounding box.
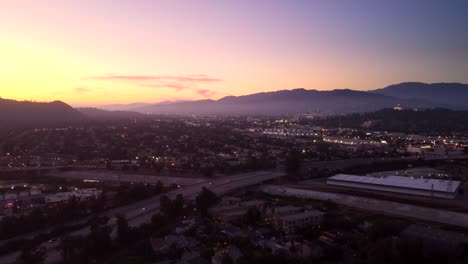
[1,0,468,106]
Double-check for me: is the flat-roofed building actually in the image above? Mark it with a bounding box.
[274,210,324,234]
[327,174,461,199]
[210,199,265,222]
[267,205,302,216]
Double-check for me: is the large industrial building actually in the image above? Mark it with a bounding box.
[327,174,461,199]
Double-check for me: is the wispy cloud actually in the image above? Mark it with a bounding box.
[144,83,189,91]
[87,74,222,82]
[75,87,90,93]
[84,74,222,99]
[197,89,217,98]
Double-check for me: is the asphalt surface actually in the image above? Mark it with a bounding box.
[46,170,207,186]
[261,185,468,228]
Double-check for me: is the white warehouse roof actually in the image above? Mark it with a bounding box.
[328,174,460,193]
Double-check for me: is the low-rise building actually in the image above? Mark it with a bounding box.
[45,188,102,206]
[267,205,302,216]
[211,199,266,222]
[327,174,461,199]
[274,210,324,234]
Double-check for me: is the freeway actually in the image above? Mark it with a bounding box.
[0,170,284,264]
[261,185,468,228]
[46,170,207,186]
[304,154,468,171]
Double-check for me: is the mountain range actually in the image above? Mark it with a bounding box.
[372,82,468,109]
[77,107,144,120]
[0,99,142,132]
[132,89,426,115]
[130,82,468,114]
[0,82,467,130]
[0,98,85,130]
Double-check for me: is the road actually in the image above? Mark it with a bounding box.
[261,185,468,228]
[47,170,207,186]
[0,170,284,264]
[305,154,468,171]
[3,154,465,262]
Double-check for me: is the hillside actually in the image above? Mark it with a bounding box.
[77,107,145,120]
[372,82,468,110]
[133,88,431,115]
[0,98,85,131]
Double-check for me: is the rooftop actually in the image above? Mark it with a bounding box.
[328,174,461,193]
[270,205,303,215]
[240,200,265,207]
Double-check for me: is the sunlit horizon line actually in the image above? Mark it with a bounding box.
[2,80,465,108]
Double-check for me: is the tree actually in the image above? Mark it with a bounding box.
[155,181,164,192]
[12,200,19,214]
[195,187,220,216]
[86,216,112,261]
[60,235,87,264]
[17,243,45,264]
[116,214,132,245]
[172,194,185,216]
[151,213,168,227]
[244,207,262,226]
[160,195,171,215]
[90,193,106,213]
[221,253,235,264]
[455,242,468,264]
[160,194,185,218]
[201,166,215,177]
[285,149,302,178]
[367,237,425,264]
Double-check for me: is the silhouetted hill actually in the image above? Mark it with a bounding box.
[309,108,468,133]
[98,102,151,111]
[77,107,145,120]
[0,98,85,131]
[373,82,468,110]
[133,88,431,115]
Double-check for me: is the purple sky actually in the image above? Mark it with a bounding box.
[1,0,467,105]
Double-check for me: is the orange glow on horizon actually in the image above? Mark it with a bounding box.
[1,1,467,106]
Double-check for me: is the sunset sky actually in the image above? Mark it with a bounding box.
[1,0,467,106]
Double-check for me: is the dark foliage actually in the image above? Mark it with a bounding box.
[195,187,220,216]
[309,108,468,134]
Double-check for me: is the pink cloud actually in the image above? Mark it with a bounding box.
[197,89,217,98]
[87,74,221,82]
[75,87,90,93]
[144,83,189,91]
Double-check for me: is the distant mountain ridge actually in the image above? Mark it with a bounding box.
[0,99,145,132]
[0,98,85,131]
[131,88,432,115]
[98,102,151,111]
[77,107,145,119]
[99,100,189,111]
[1,82,467,131]
[372,82,468,109]
[130,82,468,114]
